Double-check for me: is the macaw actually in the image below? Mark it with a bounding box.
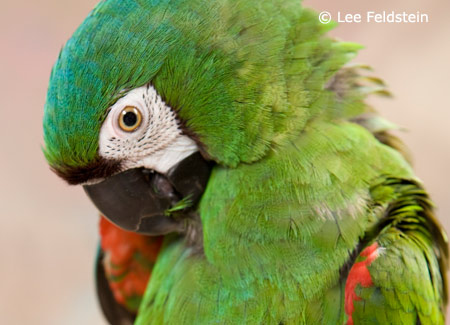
[42,0,448,324]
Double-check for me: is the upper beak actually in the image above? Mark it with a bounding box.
[83,152,212,235]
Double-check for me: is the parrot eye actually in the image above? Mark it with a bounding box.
[118,106,142,132]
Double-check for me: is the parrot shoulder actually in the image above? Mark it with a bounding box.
[344,178,448,325]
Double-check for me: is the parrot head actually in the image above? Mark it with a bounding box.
[42,0,283,235]
[43,0,353,235]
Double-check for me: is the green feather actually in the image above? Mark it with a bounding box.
[43,0,364,171]
[42,0,448,323]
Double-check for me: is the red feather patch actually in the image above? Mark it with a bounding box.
[344,242,380,325]
[99,216,163,310]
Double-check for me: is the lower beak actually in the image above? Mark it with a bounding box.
[83,152,212,235]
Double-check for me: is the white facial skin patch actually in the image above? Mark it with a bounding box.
[98,84,198,174]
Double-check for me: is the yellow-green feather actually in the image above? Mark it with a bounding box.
[352,179,448,324]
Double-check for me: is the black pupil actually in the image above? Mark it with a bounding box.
[123,111,137,127]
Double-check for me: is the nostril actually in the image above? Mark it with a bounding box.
[141,168,155,182]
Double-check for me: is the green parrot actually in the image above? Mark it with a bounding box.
[43,0,448,324]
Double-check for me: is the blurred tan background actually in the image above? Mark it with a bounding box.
[0,0,449,324]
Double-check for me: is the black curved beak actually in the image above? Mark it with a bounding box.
[83,152,212,235]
